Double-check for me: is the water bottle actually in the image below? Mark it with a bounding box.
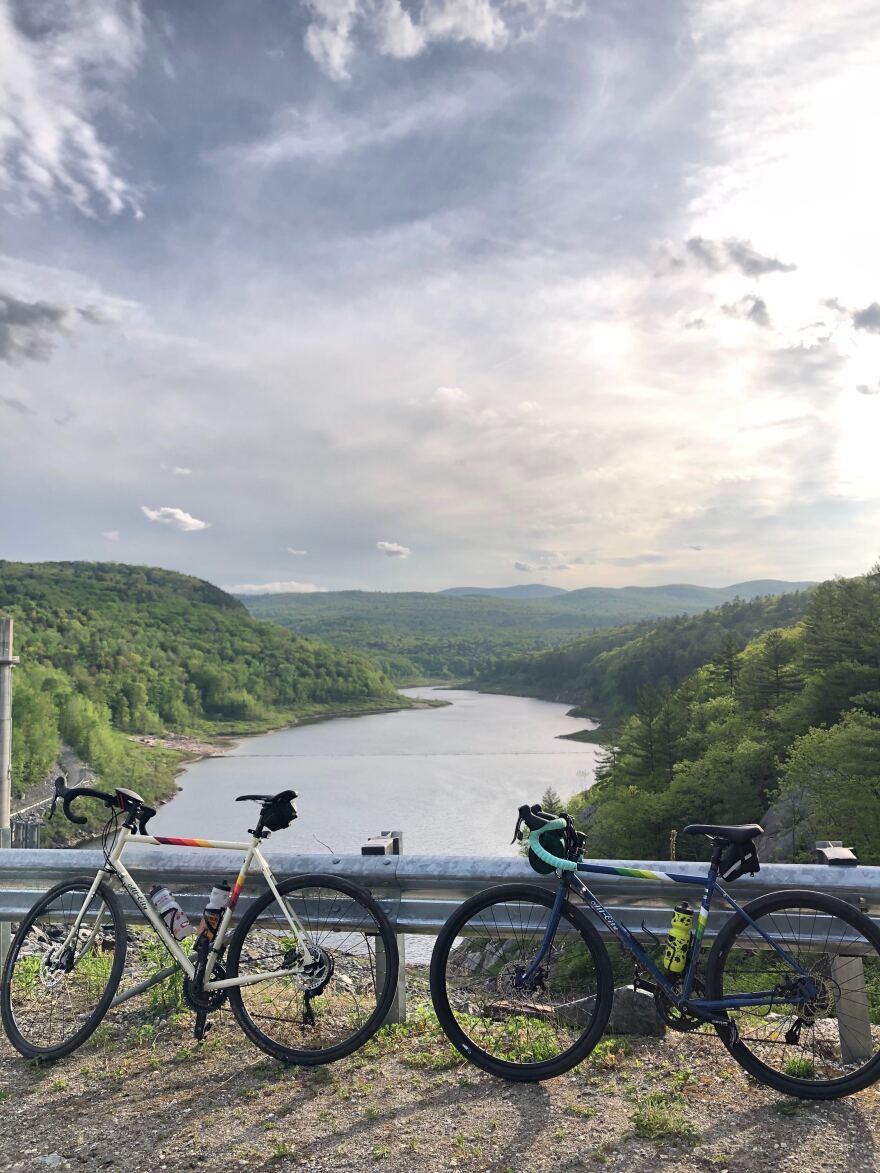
[663,900,693,974]
[149,885,193,941]
[198,880,232,943]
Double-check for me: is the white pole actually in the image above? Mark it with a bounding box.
[0,616,18,966]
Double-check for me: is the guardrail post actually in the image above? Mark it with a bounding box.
[0,617,18,969]
[362,829,406,1025]
[815,840,873,1065]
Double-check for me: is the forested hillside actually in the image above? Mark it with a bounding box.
[478,591,812,717]
[242,580,812,683]
[567,569,880,865]
[1,562,398,834]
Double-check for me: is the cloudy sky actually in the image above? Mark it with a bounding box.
[1,0,879,593]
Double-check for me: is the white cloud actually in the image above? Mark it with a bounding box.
[375,0,427,58]
[173,466,193,476]
[287,547,309,555]
[302,0,577,79]
[0,0,143,216]
[215,82,507,169]
[141,505,210,532]
[376,540,412,557]
[513,552,571,572]
[433,385,468,405]
[101,530,120,542]
[223,580,328,594]
[856,382,879,396]
[302,0,364,80]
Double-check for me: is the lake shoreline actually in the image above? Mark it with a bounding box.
[147,689,602,854]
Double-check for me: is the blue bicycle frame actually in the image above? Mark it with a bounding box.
[520,856,818,1017]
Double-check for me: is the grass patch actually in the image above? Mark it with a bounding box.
[782,1056,815,1079]
[588,1037,632,1069]
[630,1092,699,1147]
[565,1104,596,1120]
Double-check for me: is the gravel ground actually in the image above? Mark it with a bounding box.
[1,985,878,1173]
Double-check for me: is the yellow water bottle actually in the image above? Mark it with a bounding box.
[663,901,693,974]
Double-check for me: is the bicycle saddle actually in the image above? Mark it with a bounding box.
[682,823,763,844]
[236,790,298,803]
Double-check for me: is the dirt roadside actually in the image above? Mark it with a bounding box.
[1,985,877,1173]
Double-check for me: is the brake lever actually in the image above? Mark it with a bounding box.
[48,775,66,822]
[510,814,525,845]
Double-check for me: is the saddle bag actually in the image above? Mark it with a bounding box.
[719,839,760,882]
[261,790,298,832]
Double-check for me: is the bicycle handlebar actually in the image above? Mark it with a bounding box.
[528,819,578,872]
[50,776,116,825]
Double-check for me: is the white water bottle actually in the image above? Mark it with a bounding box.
[149,885,193,941]
[198,880,231,942]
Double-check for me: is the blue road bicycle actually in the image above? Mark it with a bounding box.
[430,803,880,1099]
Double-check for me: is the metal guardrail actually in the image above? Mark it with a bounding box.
[1,847,878,935]
[2,848,878,1044]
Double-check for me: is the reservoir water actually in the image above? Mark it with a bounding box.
[149,688,600,857]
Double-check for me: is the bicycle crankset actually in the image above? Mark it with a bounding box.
[184,959,229,1013]
[654,978,708,1033]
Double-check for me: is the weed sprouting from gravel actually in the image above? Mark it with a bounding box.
[630,1091,700,1146]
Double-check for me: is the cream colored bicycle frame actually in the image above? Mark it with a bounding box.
[59,823,316,990]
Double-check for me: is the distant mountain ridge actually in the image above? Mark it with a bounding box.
[242,579,815,684]
[439,579,813,604]
[557,580,815,611]
[440,584,568,599]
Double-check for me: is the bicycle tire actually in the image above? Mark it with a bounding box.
[226,873,398,1065]
[706,889,880,1099]
[1,877,126,1060]
[430,883,613,1081]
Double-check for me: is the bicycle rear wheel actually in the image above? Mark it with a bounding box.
[430,883,613,1081]
[706,890,880,1098]
[1,878,126,1060]
[226,874,398,1064]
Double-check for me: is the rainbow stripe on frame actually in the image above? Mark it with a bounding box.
[153,835,217,848]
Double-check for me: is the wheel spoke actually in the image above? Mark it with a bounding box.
[230,878,395,1063]
[713,894,880,1094]
[2,881,124,1059]
[431,886,612,1079]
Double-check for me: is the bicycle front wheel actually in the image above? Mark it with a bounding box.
[1,878,126,1060]
[430,883,613,1081]
[706,890,880,1098]
[226,874,398,1064]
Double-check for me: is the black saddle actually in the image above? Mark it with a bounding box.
[682,823,763,844]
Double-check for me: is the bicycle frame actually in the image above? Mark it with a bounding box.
[521,860,817,1016]
[59,823,316,997]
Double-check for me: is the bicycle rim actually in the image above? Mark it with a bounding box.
[227,874,397,1064]
[707,889,880,1098]
[1,878,126,1060]
[430,883,613,1081]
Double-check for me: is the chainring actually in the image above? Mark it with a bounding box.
[184,960,229,1012]
[654,977,707,1032]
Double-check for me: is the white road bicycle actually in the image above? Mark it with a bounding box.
[1,778,398,1063]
